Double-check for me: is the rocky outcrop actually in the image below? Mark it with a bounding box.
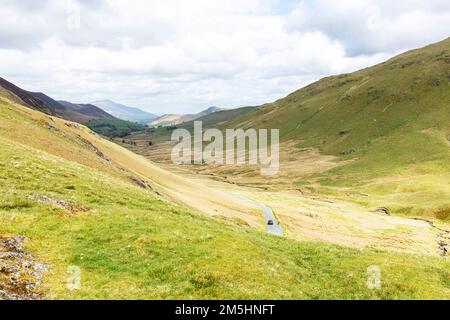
[0,236,48,300]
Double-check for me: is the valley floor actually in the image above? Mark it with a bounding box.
[117,132,450,257]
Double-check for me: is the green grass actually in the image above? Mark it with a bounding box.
[86,118,147,138]
[1,40,450,300]
[228,39,449,174]
[225,38,450,219]
[1,137,449,299]
[180,107,254,132]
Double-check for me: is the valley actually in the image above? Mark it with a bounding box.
[0,38,449,300]
[120,38,450,229]
[116,137,449,256]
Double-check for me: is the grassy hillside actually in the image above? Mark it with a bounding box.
[0,77,116,124]
[1,90,449,299]
[225,38,450,220]
[180,106,254,131]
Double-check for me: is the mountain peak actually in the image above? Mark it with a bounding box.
[90,100,157,124]
[149,106,224,127]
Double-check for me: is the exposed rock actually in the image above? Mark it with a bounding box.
[32,195,89,214]
[341,148,356,155]
[0,236,48,300]
[128,176,155,192]
[374,207,391,215]
[64,122,80,129]
[306,212,321,219]
[438,241,448,257]
[45,122,67,136]
[412,218,449,257]
[346,193,369,197]
[76,135,111,163]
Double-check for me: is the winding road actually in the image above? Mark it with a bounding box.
[234,195,283,236]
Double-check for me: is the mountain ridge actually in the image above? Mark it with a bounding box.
[91,99,158,124]
[58,100,116,120]
[149,106,224,127]
[219,37,450,218]
[0,76,116,124]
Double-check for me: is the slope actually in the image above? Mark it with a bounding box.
[0,77,116,124]
[0,92,449,299]
[0,94,259,226]
[180,106,254,131]
[58,101,116,121]
[224,37,450,220]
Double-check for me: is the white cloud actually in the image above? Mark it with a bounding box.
[0,0,448,114]
[287,0,450,55]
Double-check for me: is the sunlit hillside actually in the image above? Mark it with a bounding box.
[1,89,449,299]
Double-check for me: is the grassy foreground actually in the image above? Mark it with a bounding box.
[0,99,449,299]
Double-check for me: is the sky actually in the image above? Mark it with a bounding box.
[0,0,449,114]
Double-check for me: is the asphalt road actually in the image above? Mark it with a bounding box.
[234,195,283,236]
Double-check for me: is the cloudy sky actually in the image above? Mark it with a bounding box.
[0,0,449,114]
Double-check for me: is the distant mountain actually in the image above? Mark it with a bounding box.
[149,106,223,127]
[58,101,115,120]
[0,76,115,124]
[91,100,158,124]
[179,107,254,131]
[0,77,64,117]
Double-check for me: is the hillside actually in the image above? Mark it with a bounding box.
[222,37,450,220]
[121,39,449,224]
[149,106,223,127]
[58,101,115,121]
[179,106,254,131]
[1,79,449,299]
[0,77,115,124]
[91,100,158,124]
